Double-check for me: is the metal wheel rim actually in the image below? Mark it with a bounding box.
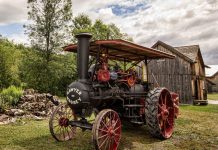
[157,89,175,138]
[93,109,121,150]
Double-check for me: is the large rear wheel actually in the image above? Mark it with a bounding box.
[145,88,175,139]
[92,109,121,150]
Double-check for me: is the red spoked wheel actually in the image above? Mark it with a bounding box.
[49,103,76,141]
[145,88,175,139]
[92,109,121,150]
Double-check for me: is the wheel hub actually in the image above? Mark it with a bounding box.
[161,105,169,120]
[108,126,115,137]
[59,117,69,127]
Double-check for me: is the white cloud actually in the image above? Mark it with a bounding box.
[0,0,218,64]
[7,33,28,45]
[84,0,218,65]
[0,0,27,25]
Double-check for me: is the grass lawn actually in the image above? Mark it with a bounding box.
[0,105,218,150]
[208,93,218,100]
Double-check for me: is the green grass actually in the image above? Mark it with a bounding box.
[0,105,218,150]
[208,93,218,100]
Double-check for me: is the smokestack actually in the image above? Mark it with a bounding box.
[75,33,92,80]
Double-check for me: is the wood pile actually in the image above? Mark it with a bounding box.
[0,89,60,124]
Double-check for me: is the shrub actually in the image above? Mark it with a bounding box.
[0,86,23,109]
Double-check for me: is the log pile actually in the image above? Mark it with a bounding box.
[0,89,60,124]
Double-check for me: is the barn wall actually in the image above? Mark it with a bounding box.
[207,74,218,92]
[192,53,207,100]
[148,45,193,104]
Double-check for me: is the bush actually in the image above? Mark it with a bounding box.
[0,86,23,109]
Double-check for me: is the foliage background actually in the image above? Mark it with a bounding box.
[0,2,131,97]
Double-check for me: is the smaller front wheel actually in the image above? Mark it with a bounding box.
[92,109,121,150]
[49,103,76,141]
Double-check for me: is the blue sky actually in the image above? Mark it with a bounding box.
[109,2,150,16]
[0,23,24,36]
[0,0,218,65]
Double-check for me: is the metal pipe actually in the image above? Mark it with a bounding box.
[75,33,92,80]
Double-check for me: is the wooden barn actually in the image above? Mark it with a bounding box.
[147,41,207,104]
[206,78,216,93]
[206,71,218,92]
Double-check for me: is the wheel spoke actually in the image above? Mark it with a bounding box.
[112,116,120,128]
[166,118,171,126]
[113,125,121,132]
[114,133,121,138]
[57,127,63,140]
[98,133,108,140]
[62,127,66,140]
[69,126,76,134]
[101,118,109,130]
[66,127,71,139]
[108,138,111,150]
[104,136,110,150]
[98,128,108,133]
[55,126,61,135]
[53,124,60,129]
[99,136,109,149]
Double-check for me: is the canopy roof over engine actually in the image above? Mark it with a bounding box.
[64,39,175,61]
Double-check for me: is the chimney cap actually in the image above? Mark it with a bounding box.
[75,32,92,39]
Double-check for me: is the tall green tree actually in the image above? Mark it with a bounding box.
[24,0,74,94]
[26,0,72,61]
[71,14,133,41]
[72,14,92,38]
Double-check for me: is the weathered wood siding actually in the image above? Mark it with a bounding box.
[207,74,218,92]
[191,52,207,100]
[148,45,193,104]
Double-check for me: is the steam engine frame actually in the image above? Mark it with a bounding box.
[49,33,179,150]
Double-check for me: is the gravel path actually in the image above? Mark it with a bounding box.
[208,100,218,104]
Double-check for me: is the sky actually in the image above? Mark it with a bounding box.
[206,65,218,76]
[0,0,218,65]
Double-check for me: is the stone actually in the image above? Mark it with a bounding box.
[0,114,9,122]
[33,115,43,121]
[14,109,25,116]
[5,109,25,116]
[33,111,46,116]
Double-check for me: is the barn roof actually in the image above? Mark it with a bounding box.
[206,78,216,85]
[64,39,175,61]
[152,41,194,63]
[152,41,208,68]
[174,45,199,61]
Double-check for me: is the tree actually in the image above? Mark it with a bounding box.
[24,0,74,94]
[26,0,72,61]
[71,14,133,41]
[72,14,92,39]
[0,38,22,89]
[92,19,109,40]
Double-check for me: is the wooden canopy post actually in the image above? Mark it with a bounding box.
[142,57,148,82]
